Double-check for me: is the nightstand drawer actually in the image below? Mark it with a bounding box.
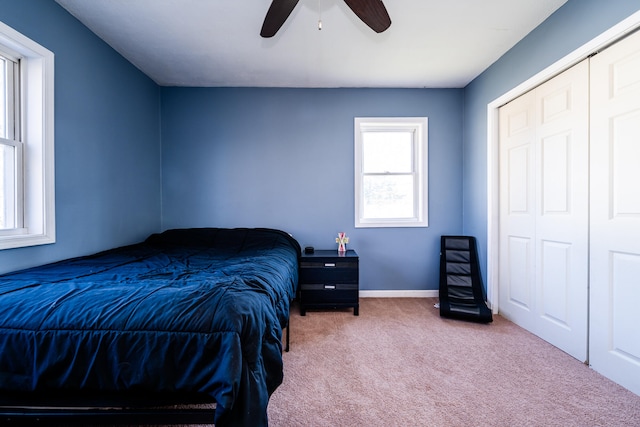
[300,260,358,269]
[299,266,358,284]
[300,283,358,304]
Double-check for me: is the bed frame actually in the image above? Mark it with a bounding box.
[0,392,216,425]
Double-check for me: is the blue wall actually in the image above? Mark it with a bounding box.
[462,0,640,285]
[0,0,162,274]
[161,88,464,291]
[7,0,634,293]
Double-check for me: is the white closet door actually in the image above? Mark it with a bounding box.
[535,60,589,361]
[589,29,640,396]
[499,90,537,333]
[499,60,589,362]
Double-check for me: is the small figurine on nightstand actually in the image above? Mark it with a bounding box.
[336,232,349,253]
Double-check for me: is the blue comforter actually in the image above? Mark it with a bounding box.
[0,228,300,426]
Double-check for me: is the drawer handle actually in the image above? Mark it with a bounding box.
[324,263,336,267]
[324,285,336,289]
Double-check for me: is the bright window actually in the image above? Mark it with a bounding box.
[1,48,21,231]
[354,117,428,228]
[0,21,55,249]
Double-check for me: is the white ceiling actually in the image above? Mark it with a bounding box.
[54,0,567,88]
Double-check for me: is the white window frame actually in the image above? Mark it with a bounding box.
[0,21,55,250]
[354,117,428,228]
[1,47,22,233]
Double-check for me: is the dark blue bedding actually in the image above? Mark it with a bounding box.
[0,228,300,426]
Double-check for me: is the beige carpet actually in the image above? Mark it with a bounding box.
[267,298,640,427]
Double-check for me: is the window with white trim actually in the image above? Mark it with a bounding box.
[1,48,21,232]
[0,21,55,249]
[354,117,428,228]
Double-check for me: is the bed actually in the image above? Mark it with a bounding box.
[0,227,300,426]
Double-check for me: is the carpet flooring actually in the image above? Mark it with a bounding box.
[267,298,640,427]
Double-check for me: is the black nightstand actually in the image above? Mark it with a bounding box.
[299,250,359,316]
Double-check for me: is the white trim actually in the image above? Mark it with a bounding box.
[486,10,640,313]
[0,20,55,250]
[359,290,438,298]
[354,117,429,228]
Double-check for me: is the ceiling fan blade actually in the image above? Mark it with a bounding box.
[260,0,301,38]
[343,0,391,33]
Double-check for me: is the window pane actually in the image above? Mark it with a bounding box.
[0,143,16,229]
[363,175,414,219]
[362,131,413,173]
[0,57,6,139]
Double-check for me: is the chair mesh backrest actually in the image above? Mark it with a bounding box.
[438,236,492,323]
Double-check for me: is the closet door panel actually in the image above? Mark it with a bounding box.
[535,60,589,361]
[590,28,640,396]
[540,240,571,327]
[499,91,537,331]
[541,132,570,214]
[611,111,640,217]
[499,60,589,361]
[506,235,533,310]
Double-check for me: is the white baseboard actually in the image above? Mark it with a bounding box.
[359,290,438,298]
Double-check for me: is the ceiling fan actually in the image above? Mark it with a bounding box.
[260,0,391,38]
